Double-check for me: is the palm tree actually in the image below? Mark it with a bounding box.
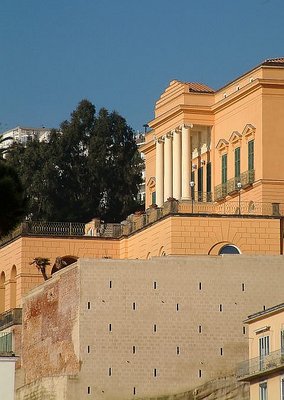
[30,257,51,281]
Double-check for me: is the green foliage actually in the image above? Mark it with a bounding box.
[0,160,27,237]
[6,100,143,223]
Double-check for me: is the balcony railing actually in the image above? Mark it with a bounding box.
[237,349,284,381]
[0,332,13,354]
[0,308,22,331]
[0,198,284,245]
[215,169,255,201]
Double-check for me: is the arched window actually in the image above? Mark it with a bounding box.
[10,265,17,309]
[0,272,5,313]
[218,245,241,255]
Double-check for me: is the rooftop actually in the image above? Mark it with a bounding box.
[245,302,284,323]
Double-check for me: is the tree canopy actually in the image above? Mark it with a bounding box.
[6,100,143,223]
[0,155,27,237]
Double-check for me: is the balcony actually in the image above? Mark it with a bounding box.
[0,308,22,331]
[214,169,255,201]
[237,349,284,381]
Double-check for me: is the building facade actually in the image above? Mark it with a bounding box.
[0,126,51,154]
[237,303,284,400]
[140,58,284,209]
[17,256,284,399]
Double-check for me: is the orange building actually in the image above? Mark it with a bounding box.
[1,58,284,314]
[237,303,284,400]
[141,57,284,209]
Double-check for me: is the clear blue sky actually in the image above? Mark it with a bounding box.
[0,0,284,133]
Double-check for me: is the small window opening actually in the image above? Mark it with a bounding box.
[199,369,202,378]
[133,302,136,311]
[133,345,136,354]
[220,347,223,356]
[153,281,157,289]
[87,387,91,394]
[176,346,180,355]
[87,345,90,353]
[153,324,157,333]
[109,280,112,289]
[87,301,91,310]
[242,283,245,291]
[199,282,202,290]
[176,303,179,311]
[133,387,136,395]
[153,368,157,377]
[108,367,112,376]
[219,304,223,312]
[109,323,112,332]
[243,326,246,335]
[199,325,202,333]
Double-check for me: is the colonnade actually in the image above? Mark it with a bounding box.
[155,124,193,207]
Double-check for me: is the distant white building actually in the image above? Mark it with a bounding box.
[0,126,51,153]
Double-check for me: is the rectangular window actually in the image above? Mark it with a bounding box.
[133,345,136,354]
[199,282,202,290]
[133,302,136,311]
[87,345,90,353]
[151,191,156,205]
[198,369,202,378]
[235,147,240,178]
[248,140,254,171]
[259,336,269,370]
[221,154,227,184]
[176,303,179,311]
[259,382,267,400]
[176,346,180,355]
[219,304,223,312]
[87,387,91,395]
[153,368,157,377]
[109,323,112,332]
[243,326,246,335]
[133,387,136,395]
[198,167,203,201]
[220,347,223,356]
[242,283,245,292]
[109,280,112,289]
[153,281,157,289]
[153,324,157,333]
[87,301,91,310]
[108,367,112,376]
[206,162,212,201]
[198,325,202,333]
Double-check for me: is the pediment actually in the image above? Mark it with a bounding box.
[229,131,242,144]
[216,139,229,151]
[147,177,156,189]
[242,124,256,139]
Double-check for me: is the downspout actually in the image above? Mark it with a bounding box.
[280,217,284,255]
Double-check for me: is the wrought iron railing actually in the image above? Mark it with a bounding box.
[215,169,255,201]
[22,221,85,236]
[0,308,22,331]
[0,332,12,353]
[0,196,284,245]
[237,349,284,380]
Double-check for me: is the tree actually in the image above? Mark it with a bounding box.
[0,160,27,237]
[6,100,143,223]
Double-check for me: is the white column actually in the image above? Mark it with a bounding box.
[181,124,193,199]
[164,133,173,202]
[172,128,181,200]
[155,138,164,207]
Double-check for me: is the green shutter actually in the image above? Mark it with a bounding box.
[248,140,254,171]
[235,147,240,178]
[206,162,212,201]
[152,191,156,205]
[222,154,227,184]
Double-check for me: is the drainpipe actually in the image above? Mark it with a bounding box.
[280,217,284,255]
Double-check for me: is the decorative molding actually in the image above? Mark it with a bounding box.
[229,131,242,144]
[216,138,229,151]
[242,124,256,139]
[147,177,156,188]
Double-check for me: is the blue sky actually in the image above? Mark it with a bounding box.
[0,0,284,133]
